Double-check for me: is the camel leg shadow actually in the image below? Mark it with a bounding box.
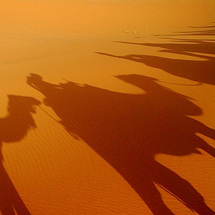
[0,161,31,215]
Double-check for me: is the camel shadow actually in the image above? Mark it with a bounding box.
[96,44,215,85]
[101,25,215,85]
[27,73,215,215]
[0,95,40,215]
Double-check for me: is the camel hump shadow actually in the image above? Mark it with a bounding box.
[27,73,215,215]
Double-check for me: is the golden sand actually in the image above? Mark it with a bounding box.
[0,0,215,214]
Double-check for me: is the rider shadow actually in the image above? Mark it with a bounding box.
[0,95,40,215]
[27,73,215,215]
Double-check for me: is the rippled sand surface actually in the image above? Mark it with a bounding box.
[0,0,215,214]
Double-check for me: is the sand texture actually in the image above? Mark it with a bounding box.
[0,0,215,214]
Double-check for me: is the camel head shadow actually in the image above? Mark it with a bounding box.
[0,95,40,144]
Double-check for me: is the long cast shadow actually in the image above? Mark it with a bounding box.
[167,24,215,36]
[107,25,215,85]
[27,73,215,214]
[0,95,40,215]
[97,51,215,85]
[113,38,215,55]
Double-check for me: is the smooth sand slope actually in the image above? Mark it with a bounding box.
[0,0,215,214]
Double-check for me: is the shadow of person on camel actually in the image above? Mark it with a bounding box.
[27,73,215,215]
[0,95,40,215]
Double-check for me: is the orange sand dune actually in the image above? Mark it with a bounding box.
[0,0,215,214]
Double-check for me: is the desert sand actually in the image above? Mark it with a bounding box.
[0,0,215,214]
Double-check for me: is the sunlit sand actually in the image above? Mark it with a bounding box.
[0,0,215,214]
